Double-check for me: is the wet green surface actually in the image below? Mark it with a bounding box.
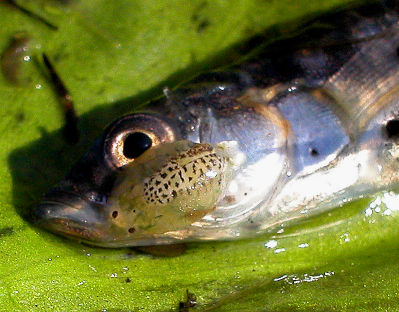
[1,0,399,311]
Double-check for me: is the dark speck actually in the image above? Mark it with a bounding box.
[197,19,210,33]
[310,148,319,157]
[386,119,399,138]
[0,227,14,238]
[111,211,118,218]
[126,278,131,283]
[128,227,136,233]
[15,112,25,122]
[179,290,197,312]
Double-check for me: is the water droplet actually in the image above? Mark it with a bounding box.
[273,274,287,282]
[340,233,350,243]
[88,265,97,272]
[264,240,277,248]
[383,209,392,216]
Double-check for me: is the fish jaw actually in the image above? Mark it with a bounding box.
[33,190,110,244]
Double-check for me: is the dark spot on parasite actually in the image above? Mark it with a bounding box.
[128,227,136,233]
[386,119,399,138]
[112,211,118,218]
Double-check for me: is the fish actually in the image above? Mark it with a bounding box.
[34,1,399,247]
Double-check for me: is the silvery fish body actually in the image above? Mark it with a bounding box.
[34,1,399,247]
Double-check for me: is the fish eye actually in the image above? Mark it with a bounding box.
[103,113,176,168]
[123,132,152,159]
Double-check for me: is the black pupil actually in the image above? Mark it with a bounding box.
[123,132,152,159]
[386,119,399,138]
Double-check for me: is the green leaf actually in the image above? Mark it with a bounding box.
[1,1,397,311]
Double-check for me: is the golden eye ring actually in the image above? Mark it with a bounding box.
[103,113,177,168]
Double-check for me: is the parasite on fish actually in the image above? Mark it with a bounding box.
[35,1,399,247]
[42,54,80,145]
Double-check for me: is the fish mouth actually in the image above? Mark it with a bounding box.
[33,190,107,243]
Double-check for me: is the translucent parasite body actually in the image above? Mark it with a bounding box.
[35,1,399,247]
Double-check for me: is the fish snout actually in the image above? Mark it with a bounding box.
[34,189,107,242]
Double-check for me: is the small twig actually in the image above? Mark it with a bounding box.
[42,53,80,144]
[2,0,58,30]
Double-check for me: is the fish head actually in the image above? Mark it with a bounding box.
[34,113,239,247]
